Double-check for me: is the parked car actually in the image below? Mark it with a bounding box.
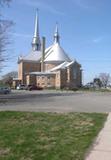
[27,85,43,91]
[16,84,27,90]
[0,87,11,94]
[84,82,94,89]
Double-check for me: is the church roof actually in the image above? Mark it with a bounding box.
[44,24,71,63]
[44,43,71,63]
[50,60,75,71]
[18,50,41,63]
[19,42,71,63]
[18,13,78,65]
[29,72,56,75]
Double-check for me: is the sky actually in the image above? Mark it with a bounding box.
[1,0,111,84]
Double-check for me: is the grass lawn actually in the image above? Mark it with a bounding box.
[0,112,107,160]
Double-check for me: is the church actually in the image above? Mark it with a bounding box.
[13,11,82,89]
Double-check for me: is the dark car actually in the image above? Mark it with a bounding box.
[0,87,11,94]
[27,85,43,91]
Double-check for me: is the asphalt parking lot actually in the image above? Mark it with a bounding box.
[0,90,111,113]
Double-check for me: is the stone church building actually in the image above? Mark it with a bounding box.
[13,11,82,89]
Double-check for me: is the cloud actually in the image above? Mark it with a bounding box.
[17,0,64,16]
[73,0,89,9]
[72,0,99,10]
[92,37,103,43]
[10,32,32,38]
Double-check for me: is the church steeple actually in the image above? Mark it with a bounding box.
[32,9,41,51]
[54,23,60,44]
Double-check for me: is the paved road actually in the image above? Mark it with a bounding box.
[0,90,111,113]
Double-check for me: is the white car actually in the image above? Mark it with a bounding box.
[16,84,26,90]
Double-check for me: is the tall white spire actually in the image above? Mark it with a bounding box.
[32,9,41,51]
[54,23,60,44]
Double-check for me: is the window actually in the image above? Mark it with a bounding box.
[47,76,50,79]
[47,76,50,82]
[73,68,77,79]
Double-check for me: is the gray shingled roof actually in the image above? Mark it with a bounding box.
[44,43,71,62]
[18,50,41,63]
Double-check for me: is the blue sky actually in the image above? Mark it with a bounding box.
[1,0,111,84]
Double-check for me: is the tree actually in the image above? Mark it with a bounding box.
[99,73,110,88]
[0,0,13,72]
[2,71,17,87]
[93,78,102,88]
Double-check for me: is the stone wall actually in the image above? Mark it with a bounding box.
[66,63,82,88]
[55,69,67,89]
[18,61,41,84]
[36,75,55,88]
[17,61,82,89]
[44,62,61,71]
[55,71,61,89]
[26,75,36,85]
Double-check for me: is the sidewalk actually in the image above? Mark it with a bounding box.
[86,113,111,160]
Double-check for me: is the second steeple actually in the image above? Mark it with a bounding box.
[54,23,60,44]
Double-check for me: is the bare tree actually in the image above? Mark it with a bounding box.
[0,20,13,70]
[2,71,17,78]
[93,78,102,88]
[0,0,12,72]
[99,73,110,88]
[2,71,17,87]
[0,0,11,6]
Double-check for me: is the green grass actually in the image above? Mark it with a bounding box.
[79,87,111,92]
[0,112,107,160]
